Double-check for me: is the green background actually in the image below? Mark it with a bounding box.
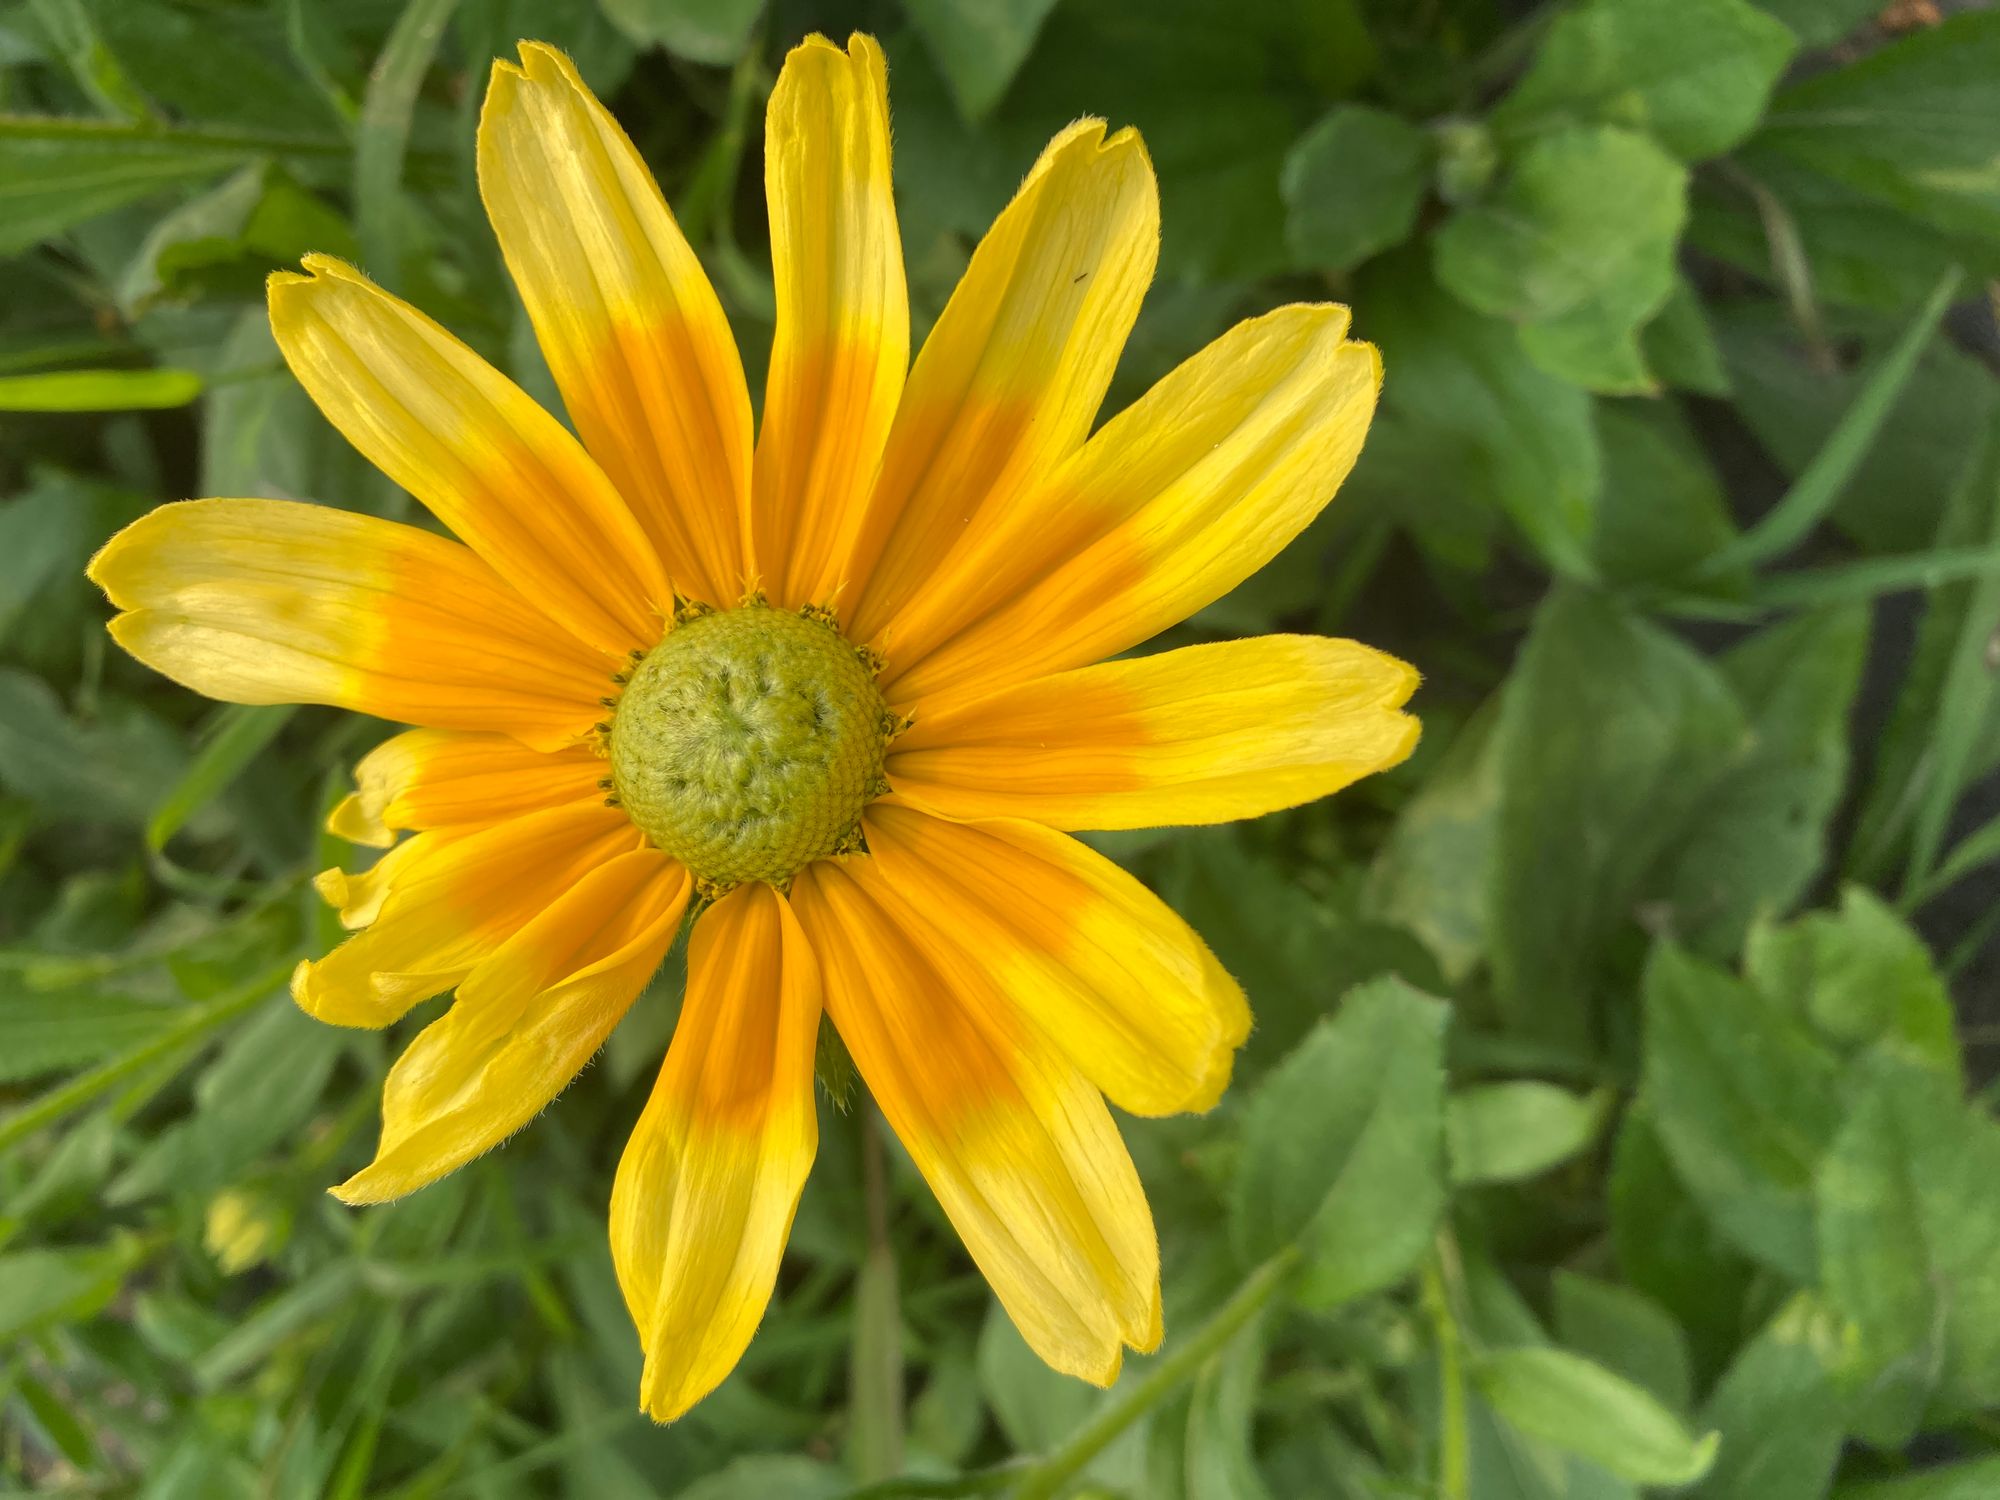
[5,0,2000,1495]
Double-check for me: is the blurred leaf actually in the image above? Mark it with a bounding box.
[1471,1346,1718,1485]
[1746,887,1959,1080]
[1446,1082,1607,1186]
[0,1236,147,1341]
[1642,605,1868,956]
[1494,0,1796,161]
[1758,10,2000,244]
[1184,1308,1274,1500]
[0,475,88,638]
[1819,1059,2000,1430]
[598,0,764,66]
[1836,1460,2000,1500]
[1591,402,1739,586]
[904,0,1060,119]
[82,0,344,132]
[1281,105,1428,273]
[0,115,316,254]
[977,1301,1095,1452]
[672,1457,845,1498]
[24,0,155,119]
[147,705,293,851]
[0,988,179,1083]
[1642,274,1731,395]
[0,365,201,409]
[1231,976,1447,1307]
[1551,1272,1693,1414]
[1434,124,1686,325]
[1641,941,1843,1279]
[1688,1295,1846,1500]
[354,0,459,288]
[1488,589,1746,1045]
[1353,252,1601,577]
[0,670,190,827]
[120,163,357,313]
[1753,0,1877,48]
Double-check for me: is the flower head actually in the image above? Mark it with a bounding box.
[88,34,1418,1420]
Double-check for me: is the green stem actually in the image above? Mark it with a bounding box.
[0,959,292,1154]
[1007,1246,1302,1500]
[354,0,461,286]
[1421,1245,1470,1500]
[850,1105,905,1483]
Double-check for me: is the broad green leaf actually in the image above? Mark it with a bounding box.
[1551,1273,1693,1414]
[0,367,202,410]
[597,0,764,65]
[1495,0,1796,161]
[1488,589,1747,1045]
[83,0,343,132]
[1642,273,1731,395]
[1758,10,2000,244]
[904,0,1060,119]
[1350,251,1601,577]
[1446,1081,1607,1185]
[1591,403,1739,586]
[0,671,190,828]
[1818,1059,2000,1426]
[1518,312,1658,396]
[1281,105,1429,272]
[1366,698,1501,984]
[1689,1295,1846,1500]
[1231,977,1448,1307]
[1471,1346,1718,1485]
[1746,887,1959,1079]
[0,1237,148,1341]
[147,704,293,852]
[976,1302,1097,1452]
[1433,125,1686,326]
[0,476,88,639]
[1641,605,1868,957]
[1641,941,1844,1279]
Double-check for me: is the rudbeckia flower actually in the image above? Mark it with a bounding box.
[88,34,1419,1419]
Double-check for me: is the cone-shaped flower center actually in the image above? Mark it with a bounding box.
[609,604,889,889]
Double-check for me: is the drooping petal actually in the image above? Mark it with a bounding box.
[857,802,1249,1115]
[480,42,753,606]
[294,802,643,1029]
[891,636,1420,831]
[328,729,608,848]
[885,306,1380,709]
[753,33,907,609]
[334,850,689,1204]
[314,830,442,930]
[267,255,668,655]
[843,119,1158,638]
[88,498,613,750]
[792,860,1160,1382]
[610,883,821,1422]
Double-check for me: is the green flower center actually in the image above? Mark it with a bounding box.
[608,604,890,891]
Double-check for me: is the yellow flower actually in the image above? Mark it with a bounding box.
[88,35,1418,1420]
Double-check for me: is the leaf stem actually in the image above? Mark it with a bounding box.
[1007,1245,1302,1500]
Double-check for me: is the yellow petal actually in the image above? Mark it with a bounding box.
[610,884,821,1422]
[753,33,908,609]
[329,729,608,848]
[792,860,1160,1381]
[315,830,445,930]
[891,635,1420,830]
[267,255,668,655]
[293,802,642,1029]
[480,43,753,606]
[335,850,689,1204]
[843,119,1158,639]
[89,498,612,750]
[884,306,1381,709]
[859,803,1248,1116]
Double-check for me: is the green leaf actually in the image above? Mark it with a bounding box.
[976,1302,1096,1452]
[1488,589,1747,1045]
[1350,251,1601,578]
[1836,1460,2000,1500]
[1641,605,1868,957]
[0,116,318,255]
[1184,1308,1275,1500]
[1281,105,1429,272]
[0,671,190,828]
[1446,1082,1607,1185]
[0,476,88,639]
[1641,941,1844,1279]
[1551,1273,1693,1414]
[1643,274,1731,395]
[0,367,202,410]
[1471,1346,1719,1485]
[903,0,1061,119]
[1758,10,2000,244]
[0,989,180,1084]
[0,1237,148,1341]
[1818,1059,2000,1427]
[1689,1295,1846,1500]
[1746,887,1959,1079]
[1494,0,1797,161]
[147,705,293,852]
[597,0,764,66]
[1591,403,1740,586]
[672,1457,844,1500]
[1434,124,1687,325]
[1231,977,1448,1307]
[354,0,460,290]
[1754,0,1878,48]
[82,0,343,133]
